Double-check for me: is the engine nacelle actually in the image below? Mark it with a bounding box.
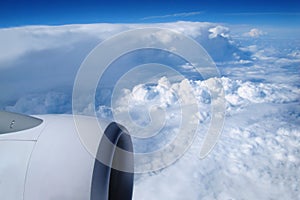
[0,111,134,200]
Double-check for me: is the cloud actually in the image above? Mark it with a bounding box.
[221,77,299,105]
[132,77,300,200]
[5,91,71,114]
[0,21,248,108]
[1,22,297,113]
[0,22,299,199]
[180,63,197,72]
[208,25,230,39]
[141,11,203,20]
[133,94,300,200]
[288,50,300,59]
[243,28,266,37]
[98,75,300,146]
[0,24,132,66]
[0,22,234,66]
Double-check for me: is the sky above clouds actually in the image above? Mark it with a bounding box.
[0,0,300,27]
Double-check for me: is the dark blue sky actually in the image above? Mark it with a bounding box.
[0,0,299,27]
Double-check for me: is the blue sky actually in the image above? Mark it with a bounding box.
[0,0,299,27]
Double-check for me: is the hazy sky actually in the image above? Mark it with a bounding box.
[0,0,299,27]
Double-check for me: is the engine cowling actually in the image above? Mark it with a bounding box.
[0,111,134,200]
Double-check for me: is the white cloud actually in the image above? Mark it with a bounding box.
[0,22,230,67]
[243,28,266,37]
[141,11,203,20]
[0,24,131,66]
[131,77,300,200]
[208,25,230,39]
[180,63,197,72]
[0,21,244,106]
[0,22,299,199]
[100,75,299,143]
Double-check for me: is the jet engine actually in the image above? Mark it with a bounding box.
[0,111,134,200]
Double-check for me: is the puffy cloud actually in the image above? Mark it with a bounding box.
[221,77,299,105]
[0,22,245,108]
[0,22,299,199]
[208,25,230,39]
[97,75,299,143]
[243,28,266,37]
[131,76,300,200]
[134,96,300,199]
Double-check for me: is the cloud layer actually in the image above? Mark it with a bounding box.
[0,21,248,109]
[0,22,299,199]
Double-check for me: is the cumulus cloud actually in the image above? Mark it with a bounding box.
[131,76,300,200]
[243,28,266,37]
[0,21,247,108]
[0,22,299,199]
[87,75,298,155]
[208,25,230,39]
